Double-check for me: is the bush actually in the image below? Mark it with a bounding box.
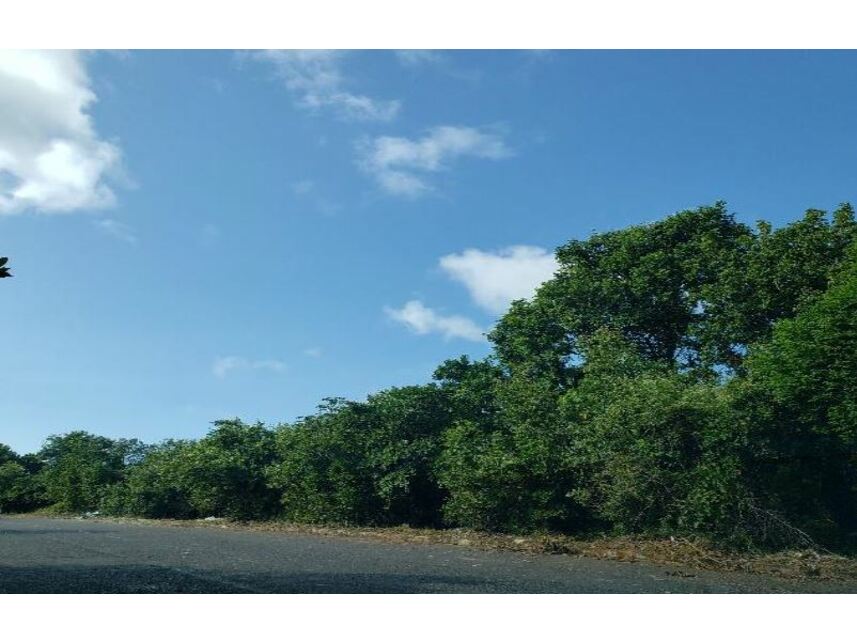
[37,432,132,513]
[100,441,196,518]
[435,359,582,533]
[267,387,451,526]
[267,399,380,524]
[737,253,857,546]
[102,421,279,520]
[0,459,44,513]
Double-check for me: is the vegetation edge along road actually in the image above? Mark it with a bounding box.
[5,513,855,586]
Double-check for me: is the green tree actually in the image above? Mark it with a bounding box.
[0,443,18,466]
[0,444,45,512]
[434,356,581,532]
[268,399,380,525]
[492,203,756,377]
[363,385,452,526]
[100,440,196,518]
[562,330,749,539]
[739,250,857,545]
[175,420,279,519]
[37,431,131,512]
[707,205,857,370]
[491,203,856,379]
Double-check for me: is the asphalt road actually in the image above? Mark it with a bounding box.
[0,517,844,593]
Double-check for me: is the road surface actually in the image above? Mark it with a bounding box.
[0,517,845,593]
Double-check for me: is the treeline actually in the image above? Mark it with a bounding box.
[3,203,856,551]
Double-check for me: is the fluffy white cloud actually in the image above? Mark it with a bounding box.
[385,300,485,342]
[386,246,557,343]
[0,50,121,214]
[212,356,287,379]
[249,50,400,121]
[358,125,511,197]
[439,245,559,314]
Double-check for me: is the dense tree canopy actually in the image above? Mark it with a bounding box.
[491,203,857,380]
[4,203,856,551]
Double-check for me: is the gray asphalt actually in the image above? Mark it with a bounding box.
[0,517,844,593]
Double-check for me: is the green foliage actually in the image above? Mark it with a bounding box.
[0,444,45,512]
[737,253,857,544]
[491,203,856,377]
[37,432,133,512]
[268,398,380,524]
[10,202,857,551]
[0,443,18,465]
[363,385,452,526]
[267,387,451,526]
[707,205,857,370]
[100,440,196,518]
[564,333,749,539]
[435,357,581,532]
[175,420,279,519]
[492,203,757,374]
[103,421,279,519]
[433,357,519,530]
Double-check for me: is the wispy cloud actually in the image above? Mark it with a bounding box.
[212,356,287,379]
[523,50,556,61]
[303,347,323,358]
[385,300,485,342]
[394,50,446,67]
[394,51,482,84]
[248,50,400,122]
[94,218,136,244]
[0,50,122,214]
[290,179,315,195]
[289,178,341,216]
[357,125,511,197]
[439,246,559,314]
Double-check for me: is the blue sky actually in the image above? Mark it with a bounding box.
[2,49,856,454]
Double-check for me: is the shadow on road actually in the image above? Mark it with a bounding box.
[0,528,120,535]
[0,564,504,593]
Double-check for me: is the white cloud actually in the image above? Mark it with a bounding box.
[386,246,557,344]
[94,218,136,244]
[395,50,445,66]
[394,51,482,84]
[385,300,485,342]
[358,125,511,197]
[249,50,400,121]
[439,245,559,314]
[0,50,121,214]
[303,347,323,358]
[212,356,287,379]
